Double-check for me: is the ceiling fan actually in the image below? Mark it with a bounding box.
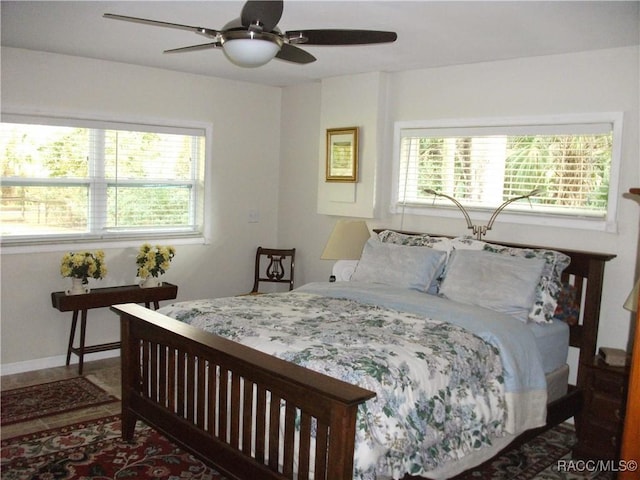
[104,0,397,68]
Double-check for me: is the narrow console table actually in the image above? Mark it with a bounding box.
[51,283,178,374]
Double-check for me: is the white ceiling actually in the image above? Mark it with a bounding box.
[2,1,639,87]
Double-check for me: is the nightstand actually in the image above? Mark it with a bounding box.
[574,356,630,461]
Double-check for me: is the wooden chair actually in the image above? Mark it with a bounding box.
[246,247,295,295]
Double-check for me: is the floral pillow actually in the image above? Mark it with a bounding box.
[554,282,580,326]
[451,236,571,324]
[377,230,453,251]
[450,236,486,251]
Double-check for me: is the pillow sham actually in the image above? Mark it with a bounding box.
[377,230,452,293]
[439,249,546,322]
[450,236,487,251]
[482,243,570,324]
[451,236,571,324]
[351,238,447,292]
[377,230,453,251]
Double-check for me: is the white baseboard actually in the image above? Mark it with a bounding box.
[1,350,120,376]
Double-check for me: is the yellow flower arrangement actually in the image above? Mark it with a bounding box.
[60,251,107,283]
[136,244,176,278]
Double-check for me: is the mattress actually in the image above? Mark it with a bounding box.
[528,319,570,374]
[546,364,569,402]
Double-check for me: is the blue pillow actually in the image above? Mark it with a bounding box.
[440,249,546,322]
[351,238,447,292]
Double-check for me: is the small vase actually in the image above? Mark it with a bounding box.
[66,277,90,295]
[139,276,161,288]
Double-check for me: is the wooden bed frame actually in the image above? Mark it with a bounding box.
[111,233,615,480]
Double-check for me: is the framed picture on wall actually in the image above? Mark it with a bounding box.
[326,127,358,182]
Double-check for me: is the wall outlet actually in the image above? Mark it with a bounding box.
[248,209,259,223]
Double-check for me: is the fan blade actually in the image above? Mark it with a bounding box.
[276,43,316,64]
[286,29,397,45]
[103,13,219,37]
[241,0,283,32]
[164,42,221,54]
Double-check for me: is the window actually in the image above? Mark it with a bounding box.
[393,114,622,231]
[1,114,208,245]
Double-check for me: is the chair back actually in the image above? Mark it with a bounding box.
[251,247,296,293]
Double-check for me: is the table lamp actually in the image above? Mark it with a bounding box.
[624,279,639,313]
[321,220,370,260]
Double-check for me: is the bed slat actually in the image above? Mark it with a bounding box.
[242,379,254,453]
[299,411,312,479]
[255,384,268,463]
[269,391,282,471]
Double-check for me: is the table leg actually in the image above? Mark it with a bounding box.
[78,309,88,375]
[66,310,79,366]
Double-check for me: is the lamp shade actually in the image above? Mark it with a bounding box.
[222,31,282,68]
[321,220,370,260]
[624,279,639,312]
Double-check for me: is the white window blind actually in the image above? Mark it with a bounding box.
[0,114,207,245]
[393,115,621,231]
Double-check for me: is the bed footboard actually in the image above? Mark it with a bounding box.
[112,303,376,480]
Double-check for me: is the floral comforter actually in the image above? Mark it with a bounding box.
[158,290,510,479]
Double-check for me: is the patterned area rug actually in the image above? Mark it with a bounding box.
[0,377,118,426]
[0,415,227,480]
[1,415,616,480]
[451,423,613,480]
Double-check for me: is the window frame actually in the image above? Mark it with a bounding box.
[391,113,623,233]
[1,110,213,252]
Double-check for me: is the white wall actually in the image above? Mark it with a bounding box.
[2,45,639,378]
[279,46,640,384]
[382,47,640,379]
[1,48,283,371]
[316,72,388,218]
[277,81,335,283]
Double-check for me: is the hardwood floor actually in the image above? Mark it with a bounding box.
[1,356,121,440]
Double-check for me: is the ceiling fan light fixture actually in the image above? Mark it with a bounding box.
[222,31,283,67]
[104,1,397,68]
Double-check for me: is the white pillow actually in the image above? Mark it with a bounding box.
[351,238,447,292]
[331,259,359,281]
[439,249,546,322]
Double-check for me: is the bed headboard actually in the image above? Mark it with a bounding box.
[372,229,616,389]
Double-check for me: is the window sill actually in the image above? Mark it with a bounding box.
[1,234,208,255]
[391,203,617,234]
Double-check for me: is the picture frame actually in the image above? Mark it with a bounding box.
[326,127,359,182]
